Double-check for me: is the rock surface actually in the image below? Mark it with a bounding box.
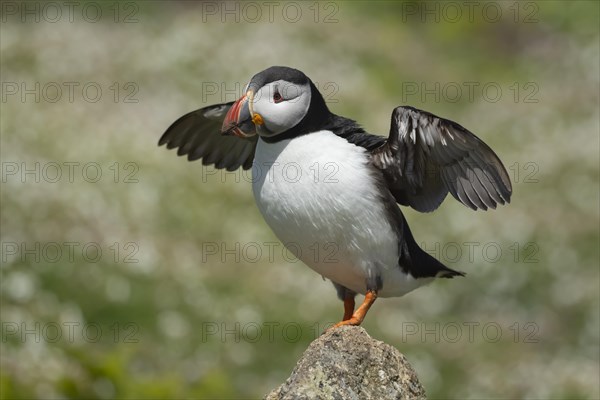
[265,326,426,400]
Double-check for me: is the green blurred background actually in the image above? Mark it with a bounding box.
[1,1,598,399]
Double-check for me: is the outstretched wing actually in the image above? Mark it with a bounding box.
[371,106,512,212]
[159,103,258,171]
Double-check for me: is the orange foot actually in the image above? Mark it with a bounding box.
[331,290,377,329]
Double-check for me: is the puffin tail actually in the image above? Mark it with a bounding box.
[436,265,466,279]
[411,243,466,279]
[400,217,466,279]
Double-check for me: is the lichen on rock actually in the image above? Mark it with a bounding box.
[266,326,426,400]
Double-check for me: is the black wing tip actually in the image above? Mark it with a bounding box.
[158,111,197,147]
[158,132,170,147]
[187,153,201,162]
[438,269,466,279]
[471,198,514,211]
[478,185,512,210]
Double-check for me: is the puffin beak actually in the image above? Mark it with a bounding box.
[221,91,257,138]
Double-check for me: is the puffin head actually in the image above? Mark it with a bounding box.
[221,66,329,141]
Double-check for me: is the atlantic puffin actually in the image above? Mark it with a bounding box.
[159,66,512,328]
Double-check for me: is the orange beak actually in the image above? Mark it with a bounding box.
[221,92,255,138]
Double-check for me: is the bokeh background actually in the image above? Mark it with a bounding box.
[1,1,598,399]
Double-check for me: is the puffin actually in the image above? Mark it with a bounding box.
[159,66,512,328]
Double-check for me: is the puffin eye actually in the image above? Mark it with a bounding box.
[273,91,283,103]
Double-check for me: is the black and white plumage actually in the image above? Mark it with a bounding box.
[159,103,257,170]
[372,106,511,212]
[159,66,512,327]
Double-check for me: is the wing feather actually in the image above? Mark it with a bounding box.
[159,103,257,171]
[372,106,512,212]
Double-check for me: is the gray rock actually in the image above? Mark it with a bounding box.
[265,326,426,400]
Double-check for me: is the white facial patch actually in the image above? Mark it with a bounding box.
[251,80,311,136]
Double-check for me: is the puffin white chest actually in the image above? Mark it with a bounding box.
[252,130,403,296]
